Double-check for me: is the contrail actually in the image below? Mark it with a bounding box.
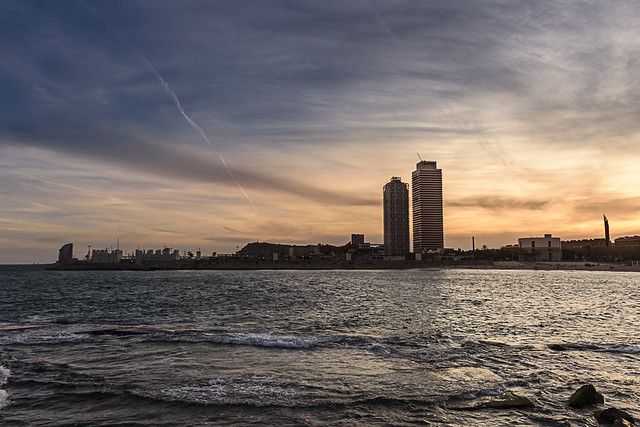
[142,57,260,214]
[360,0,399,44]
[80,1,259,214]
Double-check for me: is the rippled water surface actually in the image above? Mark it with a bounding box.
[1,266,638,425]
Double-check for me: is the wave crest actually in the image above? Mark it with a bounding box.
[0,332,90,346]
[0,365,10,409]
[548,342,640,354]
[201,332,341,349]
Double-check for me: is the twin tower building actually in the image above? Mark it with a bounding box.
[383,160,444,256]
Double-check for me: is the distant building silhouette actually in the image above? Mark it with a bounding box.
[561,215,612,250]
[518,234,562,262]
[561,238,608,249]
[135,247,180,264]
[351,234,365,248]
[237,241,351,259]
[58,243,73,263]
[614,236,640,247]
[91,248,122,264]
[383,177,410,255]
[412,161,443,252]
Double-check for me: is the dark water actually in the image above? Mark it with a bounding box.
[1,265,638,426]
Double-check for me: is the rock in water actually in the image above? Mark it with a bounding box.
[612,418,634,427]
[448,391,534,410]
[548,344,568,351]
[568,384,604,408]
[594,408,635,425]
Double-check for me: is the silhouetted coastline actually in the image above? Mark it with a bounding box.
[46,259,640,272]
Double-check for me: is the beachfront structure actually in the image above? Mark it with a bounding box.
[614,236,640,247]
[412,161,444,252]
[518,234,562,262]
[561,238,609,249]
[383,177,410,255]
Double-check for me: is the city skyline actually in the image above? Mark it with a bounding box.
[2,1,640,263]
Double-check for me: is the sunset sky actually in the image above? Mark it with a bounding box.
[2,1,640,263]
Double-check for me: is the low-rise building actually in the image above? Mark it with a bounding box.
[501,244,519,250]
[614,236,640,247]
[561,238,609,249]
[91,248,123,264]
[518,234,562,262]
[351,234,365,247]
[135,247,180,264]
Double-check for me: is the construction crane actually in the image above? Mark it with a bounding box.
[417,153,423,161]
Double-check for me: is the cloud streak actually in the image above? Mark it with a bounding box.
[447,196,549,211]
[1,121,377,207]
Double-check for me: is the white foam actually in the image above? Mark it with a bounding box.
[0,365,10,409]
[159,379,227,404]
[19,316,57,324]
[605,345,640,354]
[155,375,300,407]
[0,366,9,387]
[203,332,338,349]
[0,390,8,409]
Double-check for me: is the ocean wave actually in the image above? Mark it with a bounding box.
[199,332,342,349]
[138,329,347,349]
[87,329,339,349]
[18,316,58,324]
[0,365,10,409]
[461,339,509,349]
[148,392,309,408]
[151,376,304,408]
[150,386,438,410]
[86,329,150,337]
[0,332,90,345]
[1,327,347,350]
[548,342,640,354]
[61,386,311,413]
[603,344,640,354]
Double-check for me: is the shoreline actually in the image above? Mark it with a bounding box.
[44,260,640,272]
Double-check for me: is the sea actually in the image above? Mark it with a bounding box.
[0,265,638,426]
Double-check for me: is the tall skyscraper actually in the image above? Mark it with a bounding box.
[383,177,410,255]
[412,160,443,252]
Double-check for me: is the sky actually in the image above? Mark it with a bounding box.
[2,0,640,263]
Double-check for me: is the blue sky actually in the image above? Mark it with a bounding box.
[2,0,640,263]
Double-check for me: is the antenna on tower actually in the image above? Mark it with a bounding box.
[417,153,423,161]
